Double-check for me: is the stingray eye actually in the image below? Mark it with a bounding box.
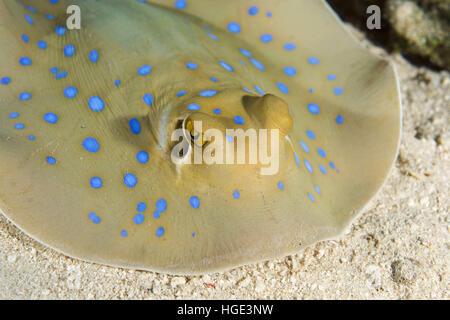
[170,113,217,164]
[185,118,208,148]
[182,112,226,149]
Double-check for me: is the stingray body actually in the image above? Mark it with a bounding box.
[0,0,401,274]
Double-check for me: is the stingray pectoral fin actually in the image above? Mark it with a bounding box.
[0,0,156,268]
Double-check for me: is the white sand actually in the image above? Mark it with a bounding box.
[0,25,448,300]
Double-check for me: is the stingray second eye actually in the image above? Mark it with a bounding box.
[185,118,210,148]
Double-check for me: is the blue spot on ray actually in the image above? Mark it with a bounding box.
[55,26,66,36]
[239,48,252,57]
[250,59,265,71]
[284,66,297,77]
[64,44,76,57]
[254,86,265,95]
[137,202,147,212]
[284,43,297,51]
[82,138,100,153]
[19,57,32,66]
[305,159,314,173]
[37,40,47,50]
[300,141,309,153]
[199,90,217,97]
[156,227,165,238]
[317,149,327,158]
[187,103,200,111]
[136,151,149,164]
[294,152,300,167]
[92,216,101,224]
[308,57,320,65]
[277,82,289,95]
[234,116,245,125]
[248,6,259,15]
[260,34,273,43]
[133,214,145,225]
[156,199,167,213]
[90,177,103,189]
[89,50,99,63]
[207,33,218,40]
[334,87,344,95]
[1,77,11,85]
[174,0,187,9]
[129,118,141,135]
[19,92,32,100]
[64,86,78,98]
[88,213,101,224]
[24,14,33,25]
[336,115,344,125]
[124,173,138,188]
[189,196,200,209]
[315,185,321,195]
[143,93,154,106]
[44,113,58,124]
[138,65,152,75]
[46,156,56,165]
[219,61,234,72]
[308,103,320,114]
[233,190,240,199]
[227,22,241,33]
[306,130,316,140]
[26,6,37,13]
[55,71,68,79]
[88,96,105,112]
[186,62,198,70]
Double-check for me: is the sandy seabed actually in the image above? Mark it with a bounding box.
[0,25,448,300]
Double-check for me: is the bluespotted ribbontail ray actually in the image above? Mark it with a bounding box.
[0,0,401,275]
